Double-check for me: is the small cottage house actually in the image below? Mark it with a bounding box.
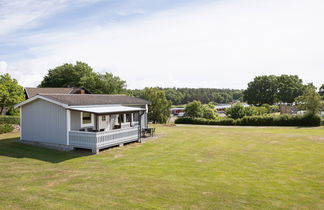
[15,93,150,154]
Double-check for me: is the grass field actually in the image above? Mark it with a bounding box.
[0,125,323,209]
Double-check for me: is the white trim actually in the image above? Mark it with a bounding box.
[14,95,68,109]
[66,109,71,145]
[80,112,94,128]
[69,104,149,108]
[20,107,22,140]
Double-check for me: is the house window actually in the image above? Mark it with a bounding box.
[82,112,92,125]
[126,113,131,122]
[102,116,106,121]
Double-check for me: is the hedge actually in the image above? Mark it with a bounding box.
[0,115,20,125]
[175,114,322,127]
[0,124,14,134]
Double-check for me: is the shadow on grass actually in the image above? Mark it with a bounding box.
[0,137,91,163]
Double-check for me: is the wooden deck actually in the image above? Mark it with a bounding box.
[69,127,140,153]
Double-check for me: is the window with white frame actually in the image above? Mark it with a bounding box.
[102,115,106,121]
[81,112,93,126]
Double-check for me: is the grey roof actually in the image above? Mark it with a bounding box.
[40,94,150,106]
[25,87,90,98]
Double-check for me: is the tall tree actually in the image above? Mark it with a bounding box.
[83,72,126,94]
[277,75,305,103]
[39,61,126,94]
[295,85,322,116]
[184,100,203,118]
[243,75,278,105]
[40,61,95,88]
[0,74,24,114]
[139,88,171,124]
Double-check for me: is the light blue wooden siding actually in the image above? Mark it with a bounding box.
[21,99,67,145]
[70,110,81,131]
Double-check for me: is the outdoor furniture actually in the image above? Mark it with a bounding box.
[141,128,156,137]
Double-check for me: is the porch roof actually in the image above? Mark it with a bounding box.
[69,105,145,114]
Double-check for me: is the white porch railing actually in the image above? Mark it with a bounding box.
[69,127,139,150]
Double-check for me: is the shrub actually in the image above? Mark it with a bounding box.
[202,104,218,120]
[225,103,246,119]
[6,107,20,116]
[0,124,14,134]
[175,114,321,127]
[0,115,20,125]
[185,100,203,118]
[226,103,269,119]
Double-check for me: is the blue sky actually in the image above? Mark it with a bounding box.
[0,0,323,89]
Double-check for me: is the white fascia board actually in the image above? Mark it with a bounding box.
[14,95,68,109]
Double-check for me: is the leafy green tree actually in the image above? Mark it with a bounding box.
[202,104,218,120]
[225,103,246,119]
[277,75,305,103]
[184,100,203,118]
[40,61,95,88]
[39,61,126,94]
[140,88,171,124]
[0,74,24,114]
[295,85,322,116]
[243,75,278,105]
[244,75,306,105]
[82,72,126,94]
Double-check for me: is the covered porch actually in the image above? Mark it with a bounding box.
[67,105,147,153]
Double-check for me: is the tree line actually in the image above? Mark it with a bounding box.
[130,88,243,105]
[1,61,323,123]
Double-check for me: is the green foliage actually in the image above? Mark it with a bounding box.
[225,103,246,119]
[130,88,243,105]
[243,75,279,105]
[0,124,14,134]
[39,61,126,94]
[138,88,171,124]
[175,117,235,125]
[184,100,203,118]
[277,75,305,103]
[83,72,126,94]
[0,115,20,125]
[225,103,268,119]
[243,75,305,105]
[0,73,24,114]
[175,114,321,127]
[6,107,20,116]
[295,85,322,115]
[202,104,218,120]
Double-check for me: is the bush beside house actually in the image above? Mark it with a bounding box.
[0,124,14,134]
[0,115,20,125]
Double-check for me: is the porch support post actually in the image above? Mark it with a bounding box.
[66,109,71,146]
[95,114,98,131]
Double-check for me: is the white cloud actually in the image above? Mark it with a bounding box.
[0,0,67,36]
[4,0,324,89]
[0,61,8,72]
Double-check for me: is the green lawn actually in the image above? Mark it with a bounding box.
[0,125,323,209]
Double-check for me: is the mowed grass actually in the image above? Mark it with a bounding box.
[0,125,323,209]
